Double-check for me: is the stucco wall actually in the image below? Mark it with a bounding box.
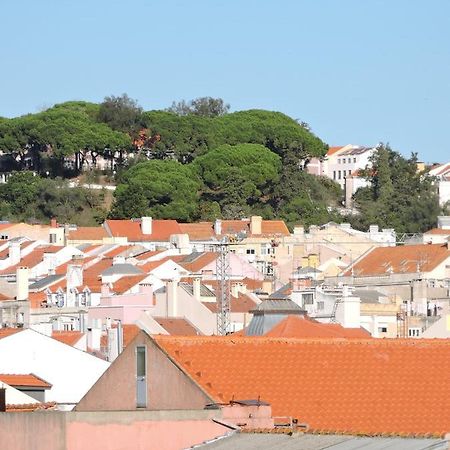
[0,410,229,450]
[76,331,212,411]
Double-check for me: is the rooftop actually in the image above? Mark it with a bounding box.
[154,336,450,437]
[0,373,52,389]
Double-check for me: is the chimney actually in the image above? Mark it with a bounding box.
[9,242,21,266]
[87,327,101,351]
[67,264,83,289]
[335,285,361,328]
[214,219,222,236]
[167,278,179,316]
[101,283,111,297]
[369,224,379,234]
[293,225,304,236]
[250,216,262,235]
[0,387,5,412]
[344,176,354,209]
[141,217,152,235]
[193,277,201,301]
[16,267,29,301]
[231,283,239,298]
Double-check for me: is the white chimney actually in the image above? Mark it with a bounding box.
[193,277,201,301]
[167,278,179,316]
[67,264,83,289]
[141,217,153,235]
[16,267,29,301]
[335,285,361,328]
[293,226,304,236]
[9,242,21,266]
[231,283,240,298]
[87,327,102,351]
[250,216,262,235]
[214,219,222,236]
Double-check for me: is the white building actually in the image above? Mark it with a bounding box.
[0,328,109,409]
[429,163,450,206]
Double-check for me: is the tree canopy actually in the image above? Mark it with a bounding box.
[167,97,230,117]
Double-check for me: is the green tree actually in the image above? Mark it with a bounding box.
[194,143,281,218]
[110,160,200,221]
[351,144,442,233]
[97,94,143,134]
[167,97,230,117]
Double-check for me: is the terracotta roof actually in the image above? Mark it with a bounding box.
[344,243,450,276]
[265,316,371,339]
[52,331,84,346]
[111,274,148,294]
[424,228,450,235]
[0,245,63,275]
[6,401,57,412]
[154,336,450,437]
[0,328,22,339]
[0,292,11,301]
[326,146,345,156]
[178,252,218,273]
[202,293,257,313]
[68,227,108,241]
[154,317,202,336]
[178,222,215,240]
[0,373,52,388]
[105,219,182,242]
[28,291,47,308]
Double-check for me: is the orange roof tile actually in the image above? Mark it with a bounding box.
[154,336,450,437]
[265,316,371,339]
[6,401,57,412]
[111,274,148,294]
[0,292,12,301]
[0,373,52,388]
[52,331,84,346]
[202,293,257,313]
[68,227,108,241]
[178,222,215,240]
[0,328,22,339]
[178,252,218,273]
[344,243,450,276]
[326,146,345,156]
[28,291,47,308]
[0,245,63,275]
[154,317,202,336]
[105,219,182,242]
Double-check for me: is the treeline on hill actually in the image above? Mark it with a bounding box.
[0,95,446,231]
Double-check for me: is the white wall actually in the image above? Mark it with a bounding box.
[0,329,109,408]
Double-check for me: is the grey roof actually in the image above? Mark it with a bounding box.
[180,282,215,297]
[198,433,448,450]
[296,266,322,274]
[246,299,305,336]
[29,274,65,291]
[101,264,144,276]
[353,289,386,304]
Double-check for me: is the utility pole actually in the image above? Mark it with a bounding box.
[216,238,231,335]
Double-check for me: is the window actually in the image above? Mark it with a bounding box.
[342,158,346,163]
[378,327,388,333]
[333,171,336,180]
[408,328,421,337]
[338,170,341,179]
[49,233,57,244]
[302,293,314,305]
[246,249,255,255]
[353,158,356,163]
[317,301,324,311]
[0,235,8,240]
[337,159,341,164]
[136,346,147,408]
[63,323,74,331]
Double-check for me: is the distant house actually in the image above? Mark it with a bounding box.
[429,162,450,206]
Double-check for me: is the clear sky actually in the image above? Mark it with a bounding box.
[1,0,449,162]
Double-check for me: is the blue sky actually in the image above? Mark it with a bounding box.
[1,0,449,162]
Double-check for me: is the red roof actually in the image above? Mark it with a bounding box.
[202,293,257,313]
[178,253,217,273]
[326,146,345,156]
[105,219,182,242]
[0,373,52,388]
[154,336,450,437]
[0,328,22,339]
[154,317,201,336]
[266,316,371,339]
[6,401,56,412]
[424,228,450,235]
[111,274,148,294]
[344,243,450,276]
[52,331,84,346]
[68,227,108,241]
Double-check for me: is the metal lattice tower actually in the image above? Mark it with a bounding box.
[216,239,231,335]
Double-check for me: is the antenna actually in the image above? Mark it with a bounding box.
[215,238,231,335]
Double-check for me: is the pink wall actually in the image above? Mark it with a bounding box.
[67,418,228,450]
